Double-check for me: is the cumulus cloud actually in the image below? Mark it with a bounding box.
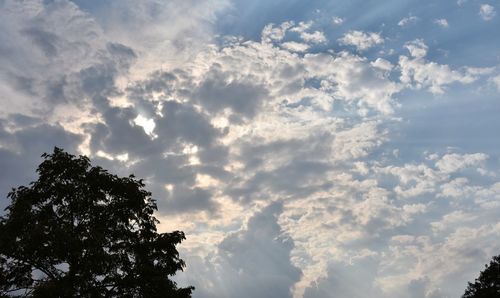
[378,163,445,198]
[479,4,496,21]
[404,39,428,59]
[381,223,500,296]
[438,178,479,198]
[492,74,500,90]
[300,31,327,44]
[399,39,486,94]
[338,30,384,51]
[289,21,327,44]
[304,52,401,114]
[435,153,488,174]
[262,21,326,45]
[434,18,449,27]
[332,16,345,25]
[430,210,477,232]
[281,41,310,53]
[1,3,500,298]
[262,21,295,43]
[192,67,270,119]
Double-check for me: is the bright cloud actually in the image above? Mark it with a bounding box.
[398,15,419,26]
[332,16,345,25]
[338,30,384,51]
[479,4,496,21]
[434,18,449,27]
[492,74,500,90]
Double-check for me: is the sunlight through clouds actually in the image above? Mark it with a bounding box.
[1,0,500,297]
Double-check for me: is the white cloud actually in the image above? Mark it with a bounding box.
[492,74,500,90]
[353,192,426,227]
[2,5,500,298]
[475,182,500,208]
[431,211,477,232]
[371,58,394,71]
[281,41,310,53]
[380,223,500,296]
[479,4,496,21]
[435,153,488,174]
[300,31,327,44]
[338,30,384,51]
[261,21,295,43]
[332,16,344,25]
[290,21,327,44]
[398,16,419,26]
[378,163,445,198]
[434,18,449,27]
[399,40,485,94]
[304,52,401,114]
[465,66,495,76]
[262,21,326,45]
[290,21,312,32]
[332,121,388,160]
[439,178,474,198]
[404,39,428,58]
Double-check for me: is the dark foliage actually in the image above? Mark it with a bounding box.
[0,148,194,297]
[463,254,500,298]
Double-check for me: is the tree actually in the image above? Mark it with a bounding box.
[0,147,194,297]
[462,254,500,298]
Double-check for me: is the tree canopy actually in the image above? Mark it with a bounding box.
[462,254,500,298]
[0,147,194,297]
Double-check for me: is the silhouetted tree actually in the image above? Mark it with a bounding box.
[462,254,500,298]
[0,148,194,297]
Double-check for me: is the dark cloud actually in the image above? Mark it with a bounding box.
[106,42,136,67]
[83,113,215,214]
[6,74,37,97]
[228,160,332,202]
[85,97,225,214]
[44,76,68,104]
[125,70,195,119]
[79,64,120,99]
[166,186,216,214]
[89,151,220,215]
[227,135,335,202]
[193,67,269,119]
[87,106,156,156]
[216,202,301,298]
[127,71,180,97]
[156,101,222,148]
[21,27,59,58]
[197,145,229,166]
[0,118,83,210]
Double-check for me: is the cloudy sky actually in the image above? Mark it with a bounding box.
[1,0,500,297]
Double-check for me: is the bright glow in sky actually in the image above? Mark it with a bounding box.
[1,1,500,297]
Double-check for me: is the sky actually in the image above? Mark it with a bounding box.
[1,0,500,297]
